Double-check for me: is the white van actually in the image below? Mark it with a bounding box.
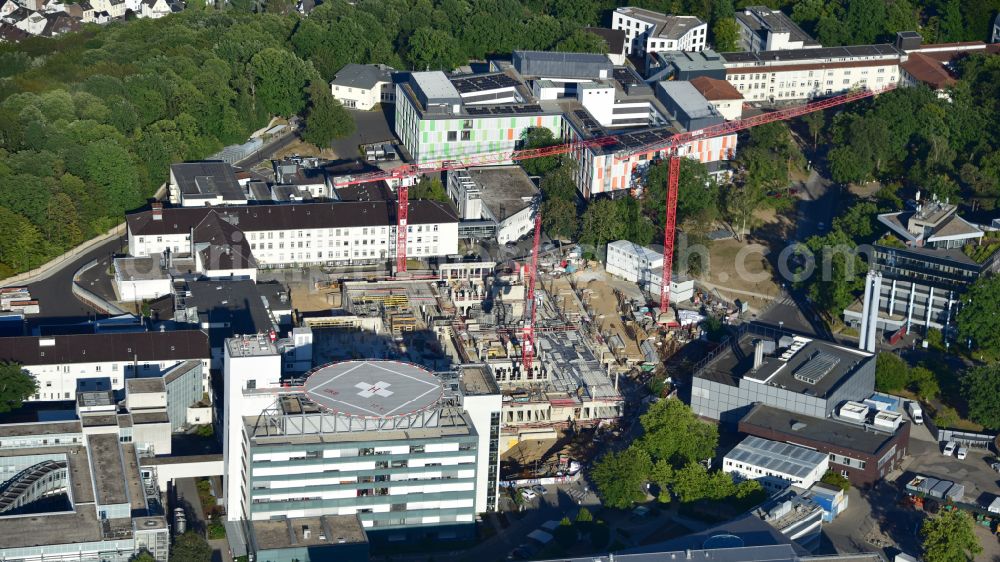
[943,441,957,456]
[957,446,968,460]
[907,401,923,424]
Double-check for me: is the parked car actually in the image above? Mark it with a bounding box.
[531,485,548,496]
[957,446,968,460]
[990,461,1000,473]
[943,441,957,456]
[519,488,537,501]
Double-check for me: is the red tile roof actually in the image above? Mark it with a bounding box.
[689,76,743,100]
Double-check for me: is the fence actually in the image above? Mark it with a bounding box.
[71,259,126,316]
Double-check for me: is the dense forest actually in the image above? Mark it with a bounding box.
[0,0,998,277]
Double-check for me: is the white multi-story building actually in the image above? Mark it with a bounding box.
[447,166,538,244]
[723,435,829,493]
[0,331,210,402]
[330,64,395,111]
[722,44,901,103]
[612,7,707,56]
[605,240,694,303]
[125,199,459,268]
[735,6,820,53]
[223,337,501,541]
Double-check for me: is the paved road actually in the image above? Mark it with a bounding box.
[25,235,126,328]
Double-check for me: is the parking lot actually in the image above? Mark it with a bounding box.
[902,420,1000,508]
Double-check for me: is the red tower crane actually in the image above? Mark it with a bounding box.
[330,85,895,349]
[521,211,543,373]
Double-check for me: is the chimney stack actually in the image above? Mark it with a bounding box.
[152,202,163,221]
[753,340,764,371]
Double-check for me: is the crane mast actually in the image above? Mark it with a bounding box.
[521,211,543,373]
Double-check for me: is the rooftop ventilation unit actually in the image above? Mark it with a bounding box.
[793,352,841,385]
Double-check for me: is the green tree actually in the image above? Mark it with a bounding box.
[518,127,561,177]
[0,362,36,413]
[0,207,41,273]
[670,463,710,503]
[908,366,940,400]
[171,532,213,562]
[957,275,1000,352]
[554,516,576,548]
[406,27,462,71]
[575,507,593,523]
[539,161,578,203]
[820,470,850,491]
[711,18,739,52]
[592,446,652,509]
[875,352,909,392]
[637,398,718,466]
[554,30,608,54]
[130,551,156,562]
[935,405,960,428]
[410,177,450,203]
[249,48,314,117]
[650,459,674,503]
[801,111,824,150]
[542,199,577,241]
[963,363,1000,429]
[302,82,354,147]
[580,198,626,252]
[921,510,981,562]
[46,192,83,248]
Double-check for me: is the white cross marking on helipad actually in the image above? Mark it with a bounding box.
[355,381,394,398]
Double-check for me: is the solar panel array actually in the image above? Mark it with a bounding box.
[793,352,841,385]
[465,104,543,115]
[451,73,520,93]
[727,436,827,478]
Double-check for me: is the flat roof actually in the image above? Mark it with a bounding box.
[465,166,539,221]
[411,71,461,103]
[227,333,279,358]
[170,161,244,202]
[126,377,166,394]
[740,404,900,455]
[87,433,128,505]
[131,410,170,424]
[725,435,828,478]
[657,81,716,119]
[0,445,95,504]
[0,510,109,550]
[459,365,500,396]
[303,360,444,419]
[750,337,871,399]
[0,420,82,438]
[252,515,367,550]
[697,332,872,399]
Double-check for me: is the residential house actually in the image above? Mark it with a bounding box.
[330,63,395,111]
[688,76,744,120]
[14,10,47,35]
[139,0,170,18]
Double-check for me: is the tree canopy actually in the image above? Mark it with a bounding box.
[591,446,652,509]
[170,532,213,562]
[638,397,718,467]
[0,362,36,413]
[963,363,1000,430]
[921,510,982,562]
[958,274,1000,352]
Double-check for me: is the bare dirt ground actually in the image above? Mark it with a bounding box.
[974,523,1000,561]
[694,237,781,311]
[566,269,646,362]
[272,138,337,161]
[288,281,336,312]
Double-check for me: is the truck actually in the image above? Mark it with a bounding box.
[908,401,924,424]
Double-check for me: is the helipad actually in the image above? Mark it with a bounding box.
[302,360,444,419]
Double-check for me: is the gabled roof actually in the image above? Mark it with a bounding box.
[0,330,209,366]
[901,52,956,89]
[0,21,29,41]
[127,201,458,237]
[689,76,743,100]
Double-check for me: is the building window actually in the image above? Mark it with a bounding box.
[447,131,458,142]
[461,130,471,141]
